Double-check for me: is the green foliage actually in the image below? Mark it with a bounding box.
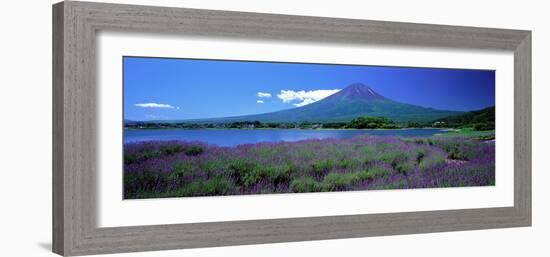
[124,154,138,164]
[424,137,479,161]
[228,159,256,185]
[415,149,426,163]
[347,116,398,129]
[202,176,235,195]
[123,150,161,165]
[323,172,356,190]
[368,166,391,178]
[242,164,292,187]
[364,147,416,174]
[310,159,334,174]
[419,154,446,171]
[171,181,203,197]
[184,145,204,156]
[324,166,393,191]
[432,106,495,131]
[229,159,256,174]
[322,166,392,191]
[362,145,387,164]
[173,162,195,176]
[353,170,375,181]
[436,128,495,141]
[172,176,235,197]
[290,177,326,193]
[197,160,225,174]
[394,162,414,174]
[253,147,279,158]
[336,158,359,169]
[411,138,427,144]
[369,180,408,190]
[229,120,264,129]
[228,158,295,187]
[473,122,495,131]
[124,144,203,165]
[380,151,409,169]
[160,144,184,155]
[124,170,169,198]
[406,121,431,128]
[322,122,348,129]
[447,149,468,160]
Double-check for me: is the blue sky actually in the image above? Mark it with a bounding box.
[124,57,495,121]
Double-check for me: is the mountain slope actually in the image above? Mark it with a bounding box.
[433,106,495,130]
[197,83,462,123]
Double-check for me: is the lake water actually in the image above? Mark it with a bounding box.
[124,128,449,147]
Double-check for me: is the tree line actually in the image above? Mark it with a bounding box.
[125,116,399,130]
[125,106,495,131]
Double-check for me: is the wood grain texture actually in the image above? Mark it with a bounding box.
[52,2,65,255]
[514,32,532,224]
[52,1,532,256]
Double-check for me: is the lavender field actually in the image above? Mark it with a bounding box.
[123,136,495,199]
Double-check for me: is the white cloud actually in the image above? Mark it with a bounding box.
[135,103,179,109]
[277,89,340,107]
[257,92,272,98]
[256,100,264,104]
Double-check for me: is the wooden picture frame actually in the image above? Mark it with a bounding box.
[52,1,531,256]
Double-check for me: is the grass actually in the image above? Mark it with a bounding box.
[438,128,495,140]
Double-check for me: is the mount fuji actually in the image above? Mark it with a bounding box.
[201,83,462,123]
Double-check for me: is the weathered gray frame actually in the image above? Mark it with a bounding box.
[52,1,531,256]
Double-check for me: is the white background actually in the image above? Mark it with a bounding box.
[0,0,548,256]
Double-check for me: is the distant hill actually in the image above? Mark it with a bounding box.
[433,106,495,130]
[184,83,462,123]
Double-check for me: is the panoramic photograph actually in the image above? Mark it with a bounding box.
[123,56,495,199]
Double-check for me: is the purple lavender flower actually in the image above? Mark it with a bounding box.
[124,136,495,199]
